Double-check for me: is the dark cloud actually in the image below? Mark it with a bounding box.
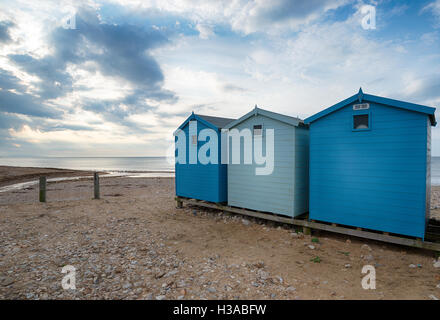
[0,112,27,130]
[0,90,62,118]
[9,6,175,105]
[0,68,62,118]
[0,20,14,43]
[9,54,73,99]
[257,0,339,24]
[2,6,178,151]
[0,69,24,91]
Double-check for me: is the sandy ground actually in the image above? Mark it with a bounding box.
[0,170,440,300]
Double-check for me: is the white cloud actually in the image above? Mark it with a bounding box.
[423,0,440,24]
[195,23,214,39]
[105,0,350,34]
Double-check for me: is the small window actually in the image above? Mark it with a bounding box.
[253,124,262,136]
[353,114,369,130]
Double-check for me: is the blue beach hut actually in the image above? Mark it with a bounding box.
[304,88,436,239]
[225,107,309,217]
[175,113,234,203]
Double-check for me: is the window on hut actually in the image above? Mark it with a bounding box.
[253,124,262,136]
[353,114,369,130]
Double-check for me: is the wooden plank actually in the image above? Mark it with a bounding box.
[177,197,440,252]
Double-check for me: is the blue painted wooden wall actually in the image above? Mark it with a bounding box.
[227,113,309,217]
[175,117,227,203]
[307,100,432,238]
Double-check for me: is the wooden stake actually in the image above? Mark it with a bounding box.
[303,226,312,235]
[94,172,100,200]
[39,176,46,203]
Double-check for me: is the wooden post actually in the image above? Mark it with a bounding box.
[303,226,311,235]
[94,172,100,200]
[39,176,46,202]
[176,198,183,208]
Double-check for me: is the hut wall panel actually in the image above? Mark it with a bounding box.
[309,102,428,238]
[227,114,308,217]
[175,119,226,202]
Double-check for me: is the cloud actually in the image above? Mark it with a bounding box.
[0,90,62,118]
[222,83,248,93]
[242,0,344,25]
[0,20,14,43]
[0,4,182,156]
[422,0,440,25]
[9,6,175,103]
[401,74,440,105]
[0,69,25,91]
[108,0,350,34]
[0,68,62,118]
[195,23,214,39]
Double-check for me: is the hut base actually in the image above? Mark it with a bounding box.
[175,196,440,252]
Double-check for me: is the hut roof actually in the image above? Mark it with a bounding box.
[304,88,436,126]
[224,106,304,129]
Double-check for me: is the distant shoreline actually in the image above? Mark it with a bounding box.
[0,156,174,174]
[0,165,174,188]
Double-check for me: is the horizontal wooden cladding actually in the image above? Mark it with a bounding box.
[310,208,424,238]
[310,181,424,200]
[309,175,425,190]
[309,161,425,173]
[228,165,294,174]
[228,173,307,187]
[309,151,426,161]
[310,192,424,216]
[310,144,426,154]
[228,199,293,217]
[228,174,294,184]
[229,183,293,202]
[310,155,422,166]
[310,134,426,145]
[312,118,427,132]
[312,103,427,125]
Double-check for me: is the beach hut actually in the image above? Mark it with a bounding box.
[304,88,436,239]
[224,107,309,217]
[175,112,234,203]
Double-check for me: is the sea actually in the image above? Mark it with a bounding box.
[0,157,174,173]
[1,156,440,185]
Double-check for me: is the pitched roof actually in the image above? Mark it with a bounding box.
[224,106,304,129]
[175,112,235,135]
[304,88,437,126]
[197,114,235,129]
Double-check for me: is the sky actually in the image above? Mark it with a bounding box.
[0,0,439,157]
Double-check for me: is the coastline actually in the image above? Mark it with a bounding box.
[0,166,98,188]
[0,165,175,189]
